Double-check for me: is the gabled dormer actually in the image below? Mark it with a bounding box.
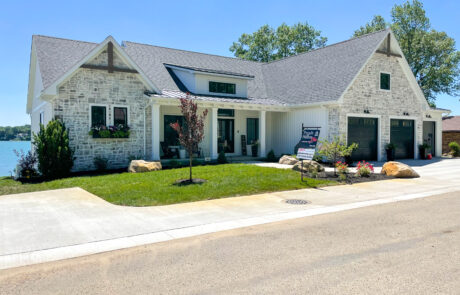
[164,64,254,99]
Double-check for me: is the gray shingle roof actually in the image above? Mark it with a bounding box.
[33,29,390,106]
[33,35,98,89]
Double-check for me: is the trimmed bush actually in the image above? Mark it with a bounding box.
[33,120,74,179]
[94,156,108,171]
[449,141,460,157]
[217,150,228,164]
[266,149,277,162]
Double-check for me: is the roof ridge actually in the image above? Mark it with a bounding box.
[122,40,263,64]
[263,28,390,65]
[33,34,98,45]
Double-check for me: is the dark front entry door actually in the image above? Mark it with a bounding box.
[218,119,234,153]
[347,117,378,161]
[391,119,415,159]
[423,121,435,155]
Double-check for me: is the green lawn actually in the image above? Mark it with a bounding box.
[0,164,336,206]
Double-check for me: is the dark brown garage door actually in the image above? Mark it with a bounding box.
[347,117,378,161]
[390,119,414,159]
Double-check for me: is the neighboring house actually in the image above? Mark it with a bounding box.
[27,29,448,171]
[442,116,460,153]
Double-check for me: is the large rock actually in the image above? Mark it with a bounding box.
[381,161,419,178]
[292,160,324,173]
[279,155,299,165]
[128,160,162,173]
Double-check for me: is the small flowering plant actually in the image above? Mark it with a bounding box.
[335,161,349,174]
[356,161,374,177]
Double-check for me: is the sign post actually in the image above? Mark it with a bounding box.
[296,125,321,181]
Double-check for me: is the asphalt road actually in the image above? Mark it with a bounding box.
[1,192,459,295]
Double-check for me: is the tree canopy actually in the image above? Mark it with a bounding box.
[0,125,31,141]
[354,0,460,105]
[230,22,327,62]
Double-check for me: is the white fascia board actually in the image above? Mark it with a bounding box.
[41,36,161,98]
[26,41,38,114]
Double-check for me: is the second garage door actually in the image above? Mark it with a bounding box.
[390,119,415,159]
[347,117,378,161]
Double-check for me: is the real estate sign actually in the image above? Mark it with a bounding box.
[296,128,320,160]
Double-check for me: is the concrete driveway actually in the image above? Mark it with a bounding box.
[1,158,459,269]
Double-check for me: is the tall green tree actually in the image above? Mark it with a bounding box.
[230,22,327,62]
[353,0,460,105]
[353,15,388,37]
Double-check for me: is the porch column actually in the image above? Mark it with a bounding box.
[259,110,266,157]
[151,104,160,160]
[210,107,218,159]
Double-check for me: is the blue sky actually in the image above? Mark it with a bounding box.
[0,0,459,126]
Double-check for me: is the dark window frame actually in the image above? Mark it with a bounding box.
[91,105,107,127]
[247,118,259,145]
[380,73,391,90]
[209,81,236,94]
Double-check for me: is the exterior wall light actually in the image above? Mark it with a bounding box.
[426,114,432,118]
[403,112,409,116]
[364,109,370,114]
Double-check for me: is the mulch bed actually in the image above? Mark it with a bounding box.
[303,171,393,184]
[173,178,207,186]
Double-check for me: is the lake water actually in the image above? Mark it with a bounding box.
[0,141,31,176]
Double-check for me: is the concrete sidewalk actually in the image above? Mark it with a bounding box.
[1,158,459,270]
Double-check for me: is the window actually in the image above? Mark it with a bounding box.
[218,109,234,117]
[247,118,259,145]
[380,73,390,90]
[209,81,236,94]
[114,107,128,126]
[91,106,106,127]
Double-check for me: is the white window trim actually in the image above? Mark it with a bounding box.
[346,113,382,161]
[388,116,418,160]
[89,103,109,129]
[112,104,130,126]
[379,72,391,91]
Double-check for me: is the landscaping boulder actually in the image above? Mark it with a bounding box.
[279,155,299,165]
[128,160,162,173]
[292,160,324,173]
[381,161,419,178]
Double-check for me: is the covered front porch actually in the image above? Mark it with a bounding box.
[149,98,286,161]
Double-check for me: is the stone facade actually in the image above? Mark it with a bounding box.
[442,131,460,153]
[53,49,151,171]
[333,53,427,160]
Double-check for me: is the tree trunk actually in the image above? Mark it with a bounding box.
[189,154,193,182]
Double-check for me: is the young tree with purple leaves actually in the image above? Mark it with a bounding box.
[170,94,208,183]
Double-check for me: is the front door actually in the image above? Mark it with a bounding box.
[423,121,435,155]
[218,119,234,153]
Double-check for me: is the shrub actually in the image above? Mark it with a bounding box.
[168,159,180,169]
[318,136,357,174]
[14,149,38,178]
[217,150,228,164]
[33,120,74,179]
[335,161,349,174]
[94,156,108,171]
[266,149,277,162]
[449,141,460,157]
[356,161,374,177]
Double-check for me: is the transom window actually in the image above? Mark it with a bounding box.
[380,73,391,90]
[218,109,235,117]
[91,106,106,127]
[209,81,236,94]
[114,107,128,126]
